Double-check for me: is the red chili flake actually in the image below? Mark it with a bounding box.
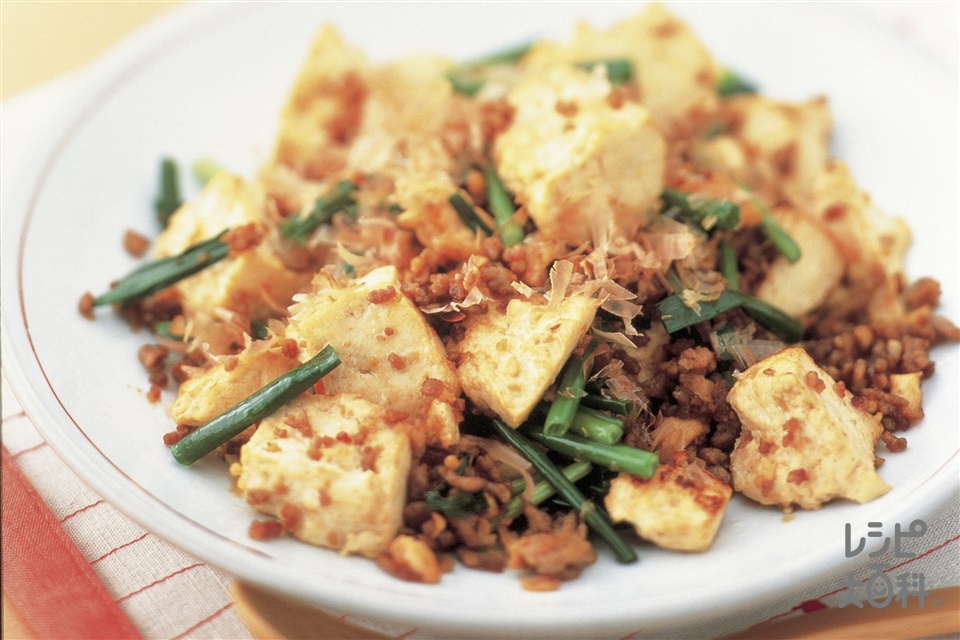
[279,503,302,531]
[312,379,326,395]
[384,409,409,424]
[336,431,352,444]
[421,378,445,398]
[388,352,406,370]
[146,384,163,404]
[804,371,826,393]
[223,223,265,254]
[248,519,284,540]
[246,489,273,506]
[823,204,847,222]
[162,424,191,446]
[282,339,299,359]
[787,468,809,484]
[782,418,802,448]
[78,292,95,320]
[123,229,150,257]
[554,100,578,117]
[367,286,398,304]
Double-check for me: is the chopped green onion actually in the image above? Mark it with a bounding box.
[575,58,633,84]
[500,461,593,524]
[716,67,757,96]
[656,289,803,343]
[155,157,182,228]
[448,192,494,235]
[170,345,341,465]
[523,427,659,479]
[489,419,637,563]
[191,158,223,186]
[661,188,740,231]
[482,164,524,246]
[543,341,597,436]
[580,393,632,416]
[280,180,358,245]
[719,239,740,291]
[569,407,624,445]
[93,231,230,307]
[445,42,532,96]
[760,209,801,263]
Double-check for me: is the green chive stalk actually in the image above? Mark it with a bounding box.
[719,239,740,291]
[93,231,230,307]
[661,188,740,231]
[445,42,532,96]
[543,341,597,437]
[482,164,524,246]
[489,419,637,563]
[580,393,632,416]
[760,209,801,263]
[716,67,757,96]
[655,290,803,343]
[155,157,182,227]
[280,180,358,245]
[448,192,494,235]
[575,58,633,84]
[569,406,624,445]
[170,345,341,465]
[523,427,659,479]
[500,461,593,524]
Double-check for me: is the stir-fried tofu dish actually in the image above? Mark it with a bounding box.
[83,5,959,589]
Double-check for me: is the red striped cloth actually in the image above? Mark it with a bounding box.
[2,444,143,639]
[1,378,250,640]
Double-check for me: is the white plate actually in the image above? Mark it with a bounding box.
[2,3,958,638]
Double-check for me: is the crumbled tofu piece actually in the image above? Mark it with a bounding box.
[493,65,665,246]
[235,394,412,558]
[346,54,475,179]
[713,95,832,205]
[394,172,486,262]
[807,161,912,325]
[153,173,310,320]
[753,206,844,318]
[889,372,924,425]
[169,335,298,428]
[454,293,599,427]
[286,265,461,447]
[605,464,731,552]
[523,3,719,127]
[728,347,891,510]
[273,25,370,180]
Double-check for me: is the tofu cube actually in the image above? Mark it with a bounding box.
[235,394,411,558]
[522,3,719,127]
[493,65,665,246]
[153,173,310,320]
[169,335,298,428]
[454,293,599,427]
[273,25,370,180]
[285,266,461,447]
[605,465,732,552]
[728,347,891,510]
[753,207,844,318]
